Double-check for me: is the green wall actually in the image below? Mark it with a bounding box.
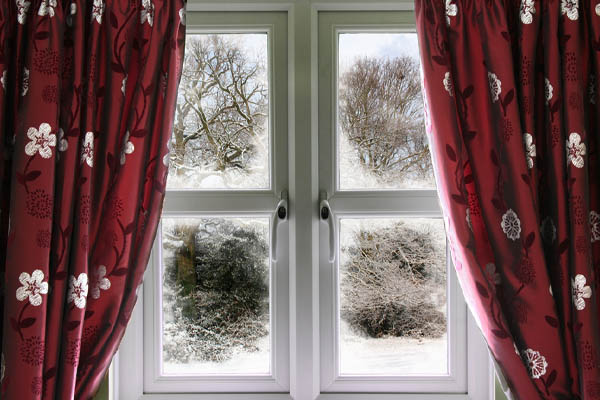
[495,375,508,400]
[92,374,109,400]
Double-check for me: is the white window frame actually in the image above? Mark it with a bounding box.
[115,2,495,400]
[117,9,290,399]
[316,9,492,399]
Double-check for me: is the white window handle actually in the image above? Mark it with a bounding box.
[320,193,336,263]
[271,190,288,262]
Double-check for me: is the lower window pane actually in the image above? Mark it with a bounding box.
[161,217,270,374]
[339,218,448,375]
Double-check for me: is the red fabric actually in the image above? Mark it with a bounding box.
[416,1,600,398]
[0,0,185,398]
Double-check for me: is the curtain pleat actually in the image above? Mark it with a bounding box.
[416,0,600,397]
[0,0,185,398]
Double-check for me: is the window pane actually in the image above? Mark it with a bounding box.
[337,33,434,190]
[338,218,447,375]
[161,217,270,374]
[167,34,270,190]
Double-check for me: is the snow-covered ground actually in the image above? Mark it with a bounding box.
[163,322,447,376]
[339,321,447,375]
[166,157,270,190]
[163,334,271,375]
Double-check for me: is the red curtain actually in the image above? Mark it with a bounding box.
[416,0,600,398]
[0,0,185,398]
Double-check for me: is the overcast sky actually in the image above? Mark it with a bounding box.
[189,32,420,79]
[339,33,420,74]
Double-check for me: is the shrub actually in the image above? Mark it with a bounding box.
[340,221,447,339]
[162,220,269,363]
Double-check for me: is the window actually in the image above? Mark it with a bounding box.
[317,11,490,397]
[117,3,493,400]
[117,10,289,397]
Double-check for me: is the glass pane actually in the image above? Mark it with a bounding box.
[337,33,434,190]
[161,217,270,374]
[167,34,270,189]
[338,218,447,375]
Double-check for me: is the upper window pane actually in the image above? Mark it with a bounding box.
[337,33,434,190]
[167,34,270,190]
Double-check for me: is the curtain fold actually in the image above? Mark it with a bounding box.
[0,0,185,398]
[416,0,600,398]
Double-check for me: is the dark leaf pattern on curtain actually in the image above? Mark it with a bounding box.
[416,0,600,398]
[0,0,185,398]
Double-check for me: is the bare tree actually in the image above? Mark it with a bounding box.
[339,56,431,182]
[171,35,268,175]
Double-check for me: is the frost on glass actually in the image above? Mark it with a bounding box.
[161,217,270,374]
[339,218,447,375]
[166,34,270,189]
[338,33,435,190]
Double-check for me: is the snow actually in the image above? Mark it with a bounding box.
[340,321,447,375]
[166,128,270,190]
[163,334,270,375]
[165,131,270,190]
[197,174,226,188]
[162,321,447,377]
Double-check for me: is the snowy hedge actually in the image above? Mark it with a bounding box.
[340,221,447,339]
[162,220,269,363]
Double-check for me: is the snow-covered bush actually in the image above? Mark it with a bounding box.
[162,219,269,363]
[341,221,446,339]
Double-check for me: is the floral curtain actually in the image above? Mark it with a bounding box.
[0,0,185,398]
[416,0,600,398]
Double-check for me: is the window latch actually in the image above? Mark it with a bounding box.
[271,190,288,262]
[320,191,336,263]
